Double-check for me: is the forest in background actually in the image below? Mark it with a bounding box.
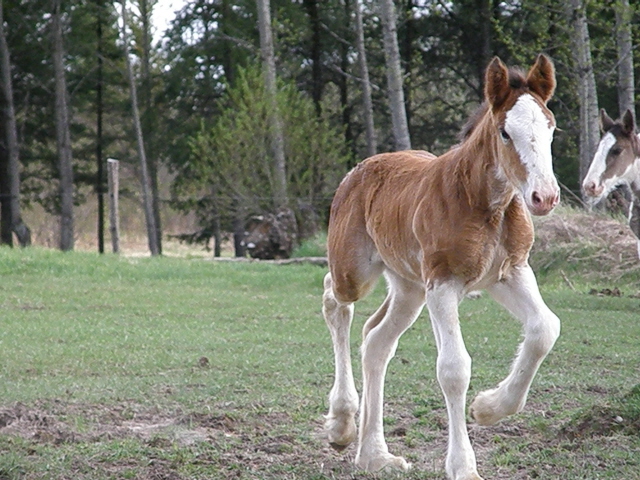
[0,0,637,255]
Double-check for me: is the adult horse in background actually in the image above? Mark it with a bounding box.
[582,109,640,258]
[321,54,561,480]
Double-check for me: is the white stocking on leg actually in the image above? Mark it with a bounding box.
[427,280,483,480]
[471,264,560,426]
[322,273,359,449]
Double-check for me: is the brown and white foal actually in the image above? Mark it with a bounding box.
[322,55,561,480]
[582,109,640,258]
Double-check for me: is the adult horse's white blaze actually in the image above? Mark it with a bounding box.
[583,132,618,201]
[321,55,560,480]
[504,94,559,216]
[583,108,640,259]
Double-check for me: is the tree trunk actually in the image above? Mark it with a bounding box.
[354,0,376,158]
[0,0,29,246]
[256,0,288,209]
[614,0,634,120]
[52,0,75,251]
[379,0,411,151]
[565,0,599,187]
[233,219,245,257]
[303,0,322,116]
[139,0,162,254]
[96,0,104,253]
[0,142,10,244]
[339,0,353,158]
[121,0,159,256]
[0,98,11,245]
[212,216,221,258]
[476,0,493,92]
[402,0,414,127]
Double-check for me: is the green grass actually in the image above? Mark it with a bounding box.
[0,247,331,406]
[0,246,639,479]
[291,231,327,257]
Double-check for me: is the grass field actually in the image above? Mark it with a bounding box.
[1,224,639,479]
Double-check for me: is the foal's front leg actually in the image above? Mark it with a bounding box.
[426,280,482,480]
[471,264,560,426]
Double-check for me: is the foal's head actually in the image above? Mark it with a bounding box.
[582,109,640,202]
[484,54,559,216]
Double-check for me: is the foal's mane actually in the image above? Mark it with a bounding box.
[457,67,528,143]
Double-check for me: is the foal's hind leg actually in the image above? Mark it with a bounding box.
[322,272,359,450]
[356,274,424,472]
[471,264,560,426]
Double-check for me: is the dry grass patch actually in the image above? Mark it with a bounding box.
[531,206,640,283]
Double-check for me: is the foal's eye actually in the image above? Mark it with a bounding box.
[499,128,511,143]
[610,147,622,156]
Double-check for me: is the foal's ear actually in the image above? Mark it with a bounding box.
[600,109,616,133]
[525,54,556,104]
[485,56,509,111]
[622,109,636,135]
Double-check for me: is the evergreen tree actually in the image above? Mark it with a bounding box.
[174,66,350,249]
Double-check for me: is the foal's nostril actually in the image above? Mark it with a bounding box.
[531,191,543,206]
[530,190,558,214]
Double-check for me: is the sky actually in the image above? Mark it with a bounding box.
[152,0,185,41]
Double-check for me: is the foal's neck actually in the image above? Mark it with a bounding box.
[454,114,516,214]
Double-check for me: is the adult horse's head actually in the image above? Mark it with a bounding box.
[486,54,559,216]
[582,109,640,203]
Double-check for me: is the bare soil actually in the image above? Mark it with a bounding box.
[0,396,636,479]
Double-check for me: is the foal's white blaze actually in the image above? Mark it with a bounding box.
[504,94,559,215]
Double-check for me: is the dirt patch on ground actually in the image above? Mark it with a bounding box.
[0,396,633,480]
[0,402,79,445]
[0,401,210,446]
[0,400,298,448]
[0,400,350,479]
[560,384,640,440]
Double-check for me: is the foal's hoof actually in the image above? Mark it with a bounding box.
[470,389,522,426]
[458,474,484,480]
[447,465,484,480]
[329,441,348,452]
[469,390,504,426]
[356,452,411,473]
[325,415,357,451]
